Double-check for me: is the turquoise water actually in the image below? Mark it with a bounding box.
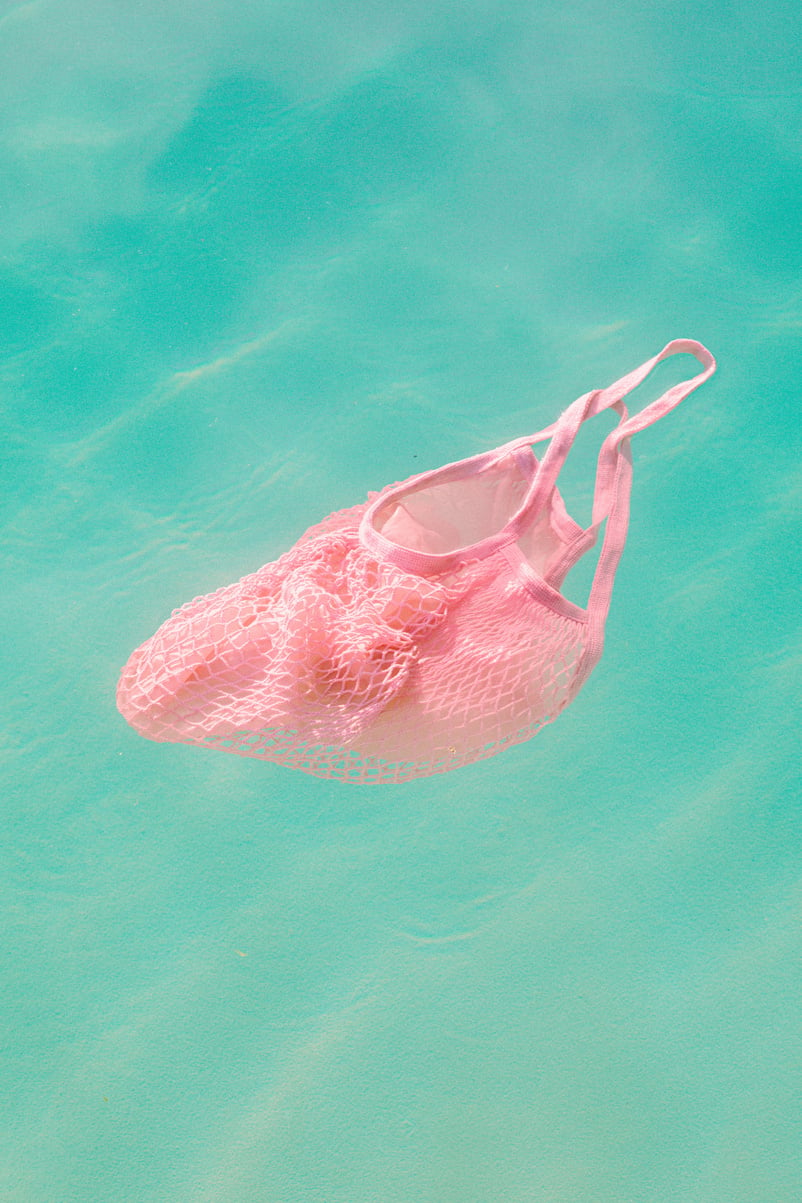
[2,0,801,1198]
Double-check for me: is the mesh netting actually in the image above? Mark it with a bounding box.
[117,499,589,784]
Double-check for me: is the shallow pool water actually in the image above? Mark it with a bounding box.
[2,2,801,1199]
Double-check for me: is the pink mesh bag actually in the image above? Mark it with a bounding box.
[117,339,715,783]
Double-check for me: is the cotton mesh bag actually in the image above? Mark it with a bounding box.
[117,339,715,783]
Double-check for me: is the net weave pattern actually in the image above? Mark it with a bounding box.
[117,500,587,784]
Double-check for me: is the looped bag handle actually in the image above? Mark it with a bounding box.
[362,340,715,589]
[556,339,716,680]
[504,339,715,536]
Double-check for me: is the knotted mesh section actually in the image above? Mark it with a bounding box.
[118,503,588,783]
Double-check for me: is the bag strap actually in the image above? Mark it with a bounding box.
[505,339,715,532]
[570,338,716,681]
[361,340,714,587]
